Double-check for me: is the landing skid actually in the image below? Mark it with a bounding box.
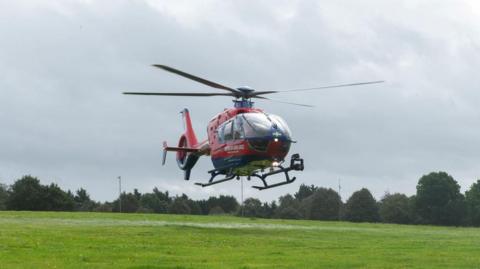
[194,154,304,190]
[194,173,236,187]
[251,154,304,190]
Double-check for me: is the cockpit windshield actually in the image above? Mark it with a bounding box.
[241,113,271,137]
[269,114,292,138]
[240,113,291,138]
[217,112,292,143]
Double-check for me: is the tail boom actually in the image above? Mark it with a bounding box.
[161,109,210,181]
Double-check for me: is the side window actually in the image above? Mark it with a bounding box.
[217,125,225,143]
[223,121,233,141]
[233,117,244,140]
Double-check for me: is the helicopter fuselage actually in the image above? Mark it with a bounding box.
[206,107,292,176]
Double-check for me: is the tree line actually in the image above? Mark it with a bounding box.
[1,171,480,227]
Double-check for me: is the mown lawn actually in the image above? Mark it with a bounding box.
[0,211,479,268]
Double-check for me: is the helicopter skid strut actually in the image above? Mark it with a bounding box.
[195,154,304,190]
[251,154,304,190]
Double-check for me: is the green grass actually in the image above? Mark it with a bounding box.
[0,212,479,268]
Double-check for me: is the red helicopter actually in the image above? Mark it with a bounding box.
[124,65,383,190]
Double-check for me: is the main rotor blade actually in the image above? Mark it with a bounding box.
[254,96,314,107]
[123,92,234,97]
[250,80,384,96]
[152,65,240,94]
[280,80,385,92]
[249,90,277,96]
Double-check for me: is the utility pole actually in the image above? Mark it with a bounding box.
[118,176,122,213]
[241,177,244,217]
[338,178,342,221]
[338,178,341,198]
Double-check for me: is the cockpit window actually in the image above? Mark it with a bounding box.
[217,113,291,143]
[270,114,292,138]
[217,124,224,143]
[233,117,244,140]
[241,113,271,137]
[223,121,233,141]
[241,113,291,139]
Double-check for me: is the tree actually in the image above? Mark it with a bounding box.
[415,172,466,226]
[74,188,90,204]
[344,188,379,222]
[197,199,209,215]
[74,188,96,211]
[258,202,277,218]
[153,187,171,203]
[168,198,191,214]
[294,184,318,201]
[113,192,140,213]
[42,183,75,211]
[209,206,225,215]
[268,201,277,217]
[465,180,480,226]
[302,188,342,220]
[275,194,302,219]
[207,195,239,214]
[278,194,299,210]
[140,193,168,213]
[133,189,142,201]
[0,183,9,210]
[186,199,202,215]
[275,206,302,219]
[379,193,412,224]
[7,176,45,211]
[241,198,263,217]
[173,193,202,215]
[7,176,76,211]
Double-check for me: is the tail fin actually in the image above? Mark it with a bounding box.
[162,109,200,179]
[162,141,199,166]
[180,108,198,147]
[162,142,168,165]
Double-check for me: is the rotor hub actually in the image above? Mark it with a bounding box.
[236,86,255,95]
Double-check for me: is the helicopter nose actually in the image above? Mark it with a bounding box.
[268,137,291,159]
[247,136,290,157]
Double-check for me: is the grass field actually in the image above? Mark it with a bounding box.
[0,212,479,268]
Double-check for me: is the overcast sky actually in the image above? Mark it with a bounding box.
[1,0,480,202]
